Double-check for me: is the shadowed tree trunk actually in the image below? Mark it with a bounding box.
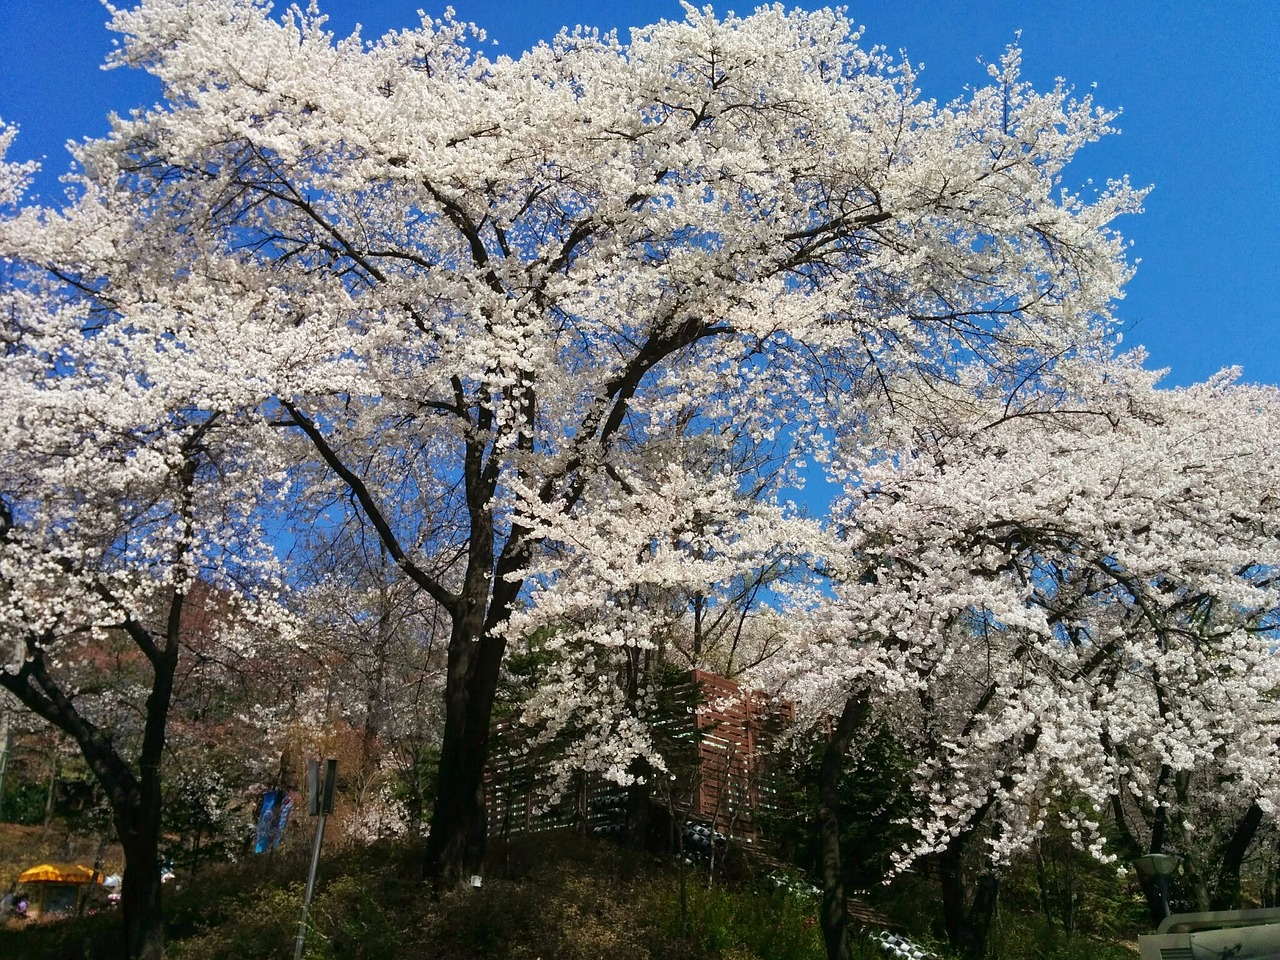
[817,696,870,960]
[933,729,1040,958]
[1212,801,1264,911]
[422,623,506,882]
[938,833,1001,960]
[420,481,527,883]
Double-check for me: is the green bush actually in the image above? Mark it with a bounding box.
[0,780,47,825]
[984,908,1137,960]
[168,883,301,960]
[649,881,827,960]
[0,832,1152,959]
[425,859,656,959]
[0,912,123,960]
[306,873,426,960]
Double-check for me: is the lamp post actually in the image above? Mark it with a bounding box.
[1133,852,1180,927]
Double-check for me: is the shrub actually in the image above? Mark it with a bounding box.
[0,912,123,960]
[168,883,301,960]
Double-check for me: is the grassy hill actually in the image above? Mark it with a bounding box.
[0,830,1144,960]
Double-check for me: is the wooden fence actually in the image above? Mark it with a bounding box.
[485,669,793,841]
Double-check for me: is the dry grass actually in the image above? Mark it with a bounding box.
[0,822,124,890]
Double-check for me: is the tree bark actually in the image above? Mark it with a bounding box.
[422,625,503,883]
[939,835,1001,959]
[117,809,164,960]
[1135,787,1174,924]
[422,515,520,883]
[1211,801,1264,911]
[817,696,869,960]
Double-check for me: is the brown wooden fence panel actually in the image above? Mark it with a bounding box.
[485,669,793,841]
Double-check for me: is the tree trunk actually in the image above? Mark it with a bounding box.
[43,746,58,835]
[190,823,202,878]
[817,696,869,960]
[971,869,1000,948]
[118,809,164,960]
[1136,794,1175,925]
[423,677,491,882]
[1211,801,1264,911]
[816,806,849,960]
[419,417,529,885]
[939,848,967,950]
[423,615,506,884]
[624,778,655,850]
[1034,841,1056,931]
[939,839,1000,959]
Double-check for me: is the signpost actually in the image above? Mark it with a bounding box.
[293,758,336,960]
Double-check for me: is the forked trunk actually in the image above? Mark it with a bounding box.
[1211,801,1264,910]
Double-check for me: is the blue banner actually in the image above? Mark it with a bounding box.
[254,790,292,853]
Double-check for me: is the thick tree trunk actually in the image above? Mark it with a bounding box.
[1135,795,1175,924]
[939,840,1000,959]
[939,848,972,955]
[970,870,1000,947]
[115,588,180,960]
[816,806,849,960]
[421,417,527,885]
[423,612,508,884]
[118,811,164,960]
[624,779,656,850]
[423,738,487,883]
[1211,801,1264,911]
[817,696,869,960]
[423,658,493,881]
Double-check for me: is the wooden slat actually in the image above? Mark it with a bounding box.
[485,670,797,840]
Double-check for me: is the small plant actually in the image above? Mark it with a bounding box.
[652,883,826,960]
[168,883,301,960]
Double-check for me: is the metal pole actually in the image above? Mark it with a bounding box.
[1154,873,1172,923]
[0,710,10,817]
[293,809,327,960]
[294,758,336,960]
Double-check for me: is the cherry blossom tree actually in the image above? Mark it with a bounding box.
[0,124,292,959]
[289,515,448,838]
[6,0,1143,895]
[754,360,1280,957]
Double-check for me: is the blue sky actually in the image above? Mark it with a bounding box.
[1,1,1276,388]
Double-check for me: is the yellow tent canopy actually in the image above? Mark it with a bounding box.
[18,863,100,884]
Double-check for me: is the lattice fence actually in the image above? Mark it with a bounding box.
[485,669,793,841]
